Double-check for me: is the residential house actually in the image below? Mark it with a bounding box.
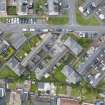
[64,38,83,56]
[0,0,7,16]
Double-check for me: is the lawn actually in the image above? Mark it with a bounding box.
[76,10,100,25]
[71,81,103,103]
[34,0,47,14]
[55,83,67,95]
[0,65,18,79]
[30,84,38,93]
[53,64,66,82]
[48,16,69,25]
[24,32,33,38]
[7,6,17,15]
[16,36,41,61]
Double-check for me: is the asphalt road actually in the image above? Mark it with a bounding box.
[0,23,105,33]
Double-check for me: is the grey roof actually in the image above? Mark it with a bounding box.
[0,0,6,12]
[62,65,74,77]
[31,95,50,105]
[78,45,105,75]
[64,38,82,55]
[92,0,104,7]
[9,33,26,49]
[7,57,25,76]
[0,88,5,98]
[0,97,6,105]
[38,83,44,89]
[78,44,105,87]
[62,65,77,84]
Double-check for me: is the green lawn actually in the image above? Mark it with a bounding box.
[34,0,46,13]
[0,65,18,79]
[48,16,69,25]
[16,36,41,61]
[55,83,67,95]
[53,64,66,82]
[24,32,33,38]
[71,81,103,103]
[31,84,38,93]
[7,6,17,15]
[76,10,100,25]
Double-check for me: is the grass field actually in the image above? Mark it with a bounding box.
[0,65,18,79]
[76,10,100,26]
[48,15,69,25]
[7,6,17,15]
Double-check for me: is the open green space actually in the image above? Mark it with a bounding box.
[76,10,100,26]
[7,6,17,15]
[53,64,66,82]
[24,32,33,38]
[71,81,104,103]
[31,84,38,93]
[78,0,86,6]
[34,0,46,14]
[0,65,18,79]
[48,16,69,25]
[55,83,67,95]
[16,36,41,61]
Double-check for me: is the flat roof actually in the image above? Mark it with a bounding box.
[64,38,82,55]
[59,98,80,105]
[0,0,6,11]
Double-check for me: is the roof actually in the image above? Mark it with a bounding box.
[0,0,6,12]
[31,95,50,105]
[9,33,26,49]
[64,38,82,55]
[59,98,80,105]
[0,88,5,98]
[0,97,6,105]
[61,65,77,84]
[7,57,25,76]
[92,0,104,7]
[48,0,58,15]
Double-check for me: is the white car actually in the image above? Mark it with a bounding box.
[42,29,48,32]
[22,28,27,32]
[30,28,35,32]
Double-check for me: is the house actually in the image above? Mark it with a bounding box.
[0,0,7,16]
[38,82,56,95]
[96,6,105,20]
[95,101,104,105]
[0,39,10,55]
[0,88,5,97]
[17,0,28,15]
[31,95,51,105]
[21,91,29,105]
[79,0,104,16]
[0,88,6,105]
[7,57,26,76]
[8,33,26,50]
[57,97,94,105]
[64,38,83,56]
[78,44,105,87]
[48,0,59,15]
[61,65,77,84]
[9,91,21,105]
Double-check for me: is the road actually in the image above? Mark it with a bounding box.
[67,0,77,25]
[0,23,105,34]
